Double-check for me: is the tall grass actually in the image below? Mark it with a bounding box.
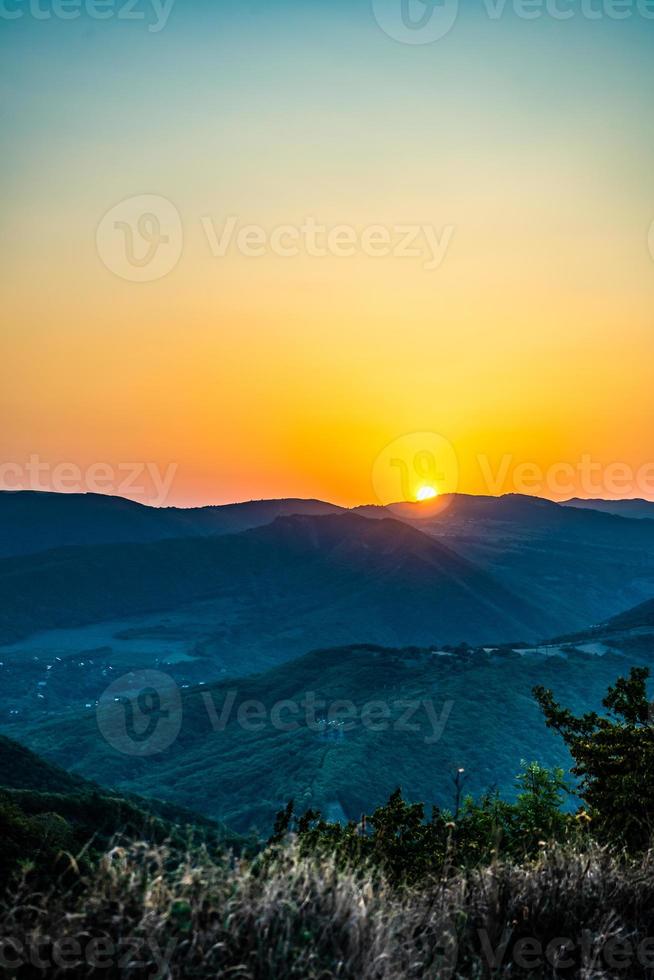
[2,840,654,978]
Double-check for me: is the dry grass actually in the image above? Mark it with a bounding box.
[2,841,654,978]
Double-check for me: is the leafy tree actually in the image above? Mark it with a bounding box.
[513,760,569,847]
[534,666,654,849]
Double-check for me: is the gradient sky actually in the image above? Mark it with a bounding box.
[2,0,654,506]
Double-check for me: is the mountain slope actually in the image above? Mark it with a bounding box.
[355,494,654,632]
[0,734,239,880]
[0,513,547,649]
[603,596,654,632]
[10,642,653,833]
[0,490,344,558]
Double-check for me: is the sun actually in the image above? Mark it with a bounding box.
[416,485,438,502]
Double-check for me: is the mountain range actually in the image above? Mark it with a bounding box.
[0,511,547,649]
[563,497,654,520]
[2,487,654,832]
[3,490,654,640]
[0,490,343,558]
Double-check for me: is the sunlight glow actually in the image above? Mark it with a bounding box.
[416,486,438,502]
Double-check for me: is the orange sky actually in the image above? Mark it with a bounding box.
[3,5,654,507]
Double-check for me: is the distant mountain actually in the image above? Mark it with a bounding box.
[5,489,654,650]
[0,490,344,558]
[562,497,654,520]
[354,494,654,633]
[0,512,547,650]
[0,491,180,557]
[11,641,653,834]
[166,497,346,535]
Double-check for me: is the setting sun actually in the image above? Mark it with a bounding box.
[416,486,438,502]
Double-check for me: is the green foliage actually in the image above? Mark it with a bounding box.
[534,666,654,849]
[270,761,575,884]
[0,785,232,884]
[513,760,569,848]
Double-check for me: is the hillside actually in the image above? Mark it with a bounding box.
[10,640,654,834]
[0,490,344,558]
[5,490,654,639]
[603,596,654,631]
[0,734,239,879]
[0,512,548,650]
[355,494,654,631]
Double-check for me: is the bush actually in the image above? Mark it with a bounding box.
[269,761,575,884]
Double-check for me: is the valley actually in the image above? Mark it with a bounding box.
[2,489,654,835]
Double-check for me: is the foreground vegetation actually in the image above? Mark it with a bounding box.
[2,667,653,978]
[4,840,654,978]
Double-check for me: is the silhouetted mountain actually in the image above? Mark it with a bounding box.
[354,494,654,633]
[0,491,344,558]
[166,498,346,535]
[562,497,654,520]
[0,513,547,648]
[4,490,654,645]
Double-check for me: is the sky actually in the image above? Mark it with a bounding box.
[2,0,654,507]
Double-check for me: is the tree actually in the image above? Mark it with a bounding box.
[534,667,654,849]
[514,760,568,847]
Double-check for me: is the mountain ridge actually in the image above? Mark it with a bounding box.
[0,511,547,649]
